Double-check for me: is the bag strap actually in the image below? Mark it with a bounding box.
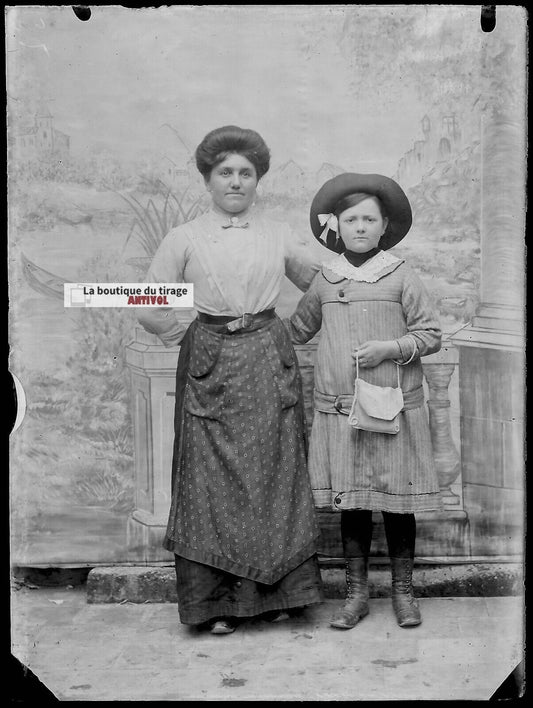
[355,352,400,387]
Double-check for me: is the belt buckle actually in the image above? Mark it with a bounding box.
[334,396,349,416]
[226,313,253,333]
[242,313,253,329]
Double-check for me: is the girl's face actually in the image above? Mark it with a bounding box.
[206,153,258,214]
[338,197,388,253]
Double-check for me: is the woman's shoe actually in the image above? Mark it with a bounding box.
[209,618,237,634]
[262,610,291,623]
[330,557,370,630]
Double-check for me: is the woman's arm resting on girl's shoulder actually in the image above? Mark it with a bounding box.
[283,272,323,344]
[283,225,330,292]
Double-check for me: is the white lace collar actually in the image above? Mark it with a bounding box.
[323,251,404,283]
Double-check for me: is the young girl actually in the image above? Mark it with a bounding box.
[286,173,443,630]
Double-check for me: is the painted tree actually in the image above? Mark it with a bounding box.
[340,8,480,110]
[339,6,525,128]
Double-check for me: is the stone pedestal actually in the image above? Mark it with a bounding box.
[125,326,179,562]
[449,341,524,556]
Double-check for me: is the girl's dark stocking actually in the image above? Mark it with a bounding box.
[382,511,416,559]
[341,509,373,558]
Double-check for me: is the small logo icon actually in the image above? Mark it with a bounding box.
[68,285,92,307]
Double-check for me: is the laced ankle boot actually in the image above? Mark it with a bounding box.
[330,557,369,630]
[390,556,421,627]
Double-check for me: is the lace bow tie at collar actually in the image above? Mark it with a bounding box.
[221,216,249,229]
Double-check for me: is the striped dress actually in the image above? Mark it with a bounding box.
[286,251,443,514]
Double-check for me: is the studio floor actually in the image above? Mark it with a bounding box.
[10,584,524,701]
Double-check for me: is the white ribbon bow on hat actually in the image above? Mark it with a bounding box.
[317,213,338,243]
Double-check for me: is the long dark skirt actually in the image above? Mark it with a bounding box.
[163,315,323,625]
[174,555,322,625]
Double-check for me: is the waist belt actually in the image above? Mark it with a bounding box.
[197,309,275,333]
[314,385,424,415]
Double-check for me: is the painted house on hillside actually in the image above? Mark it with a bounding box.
[10,102,70,163]
[395,106,480,188]
[312,162,345,190]
[155,124,198,192]
[265,159,307,197]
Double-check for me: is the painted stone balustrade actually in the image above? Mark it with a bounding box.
[125,328,467,561]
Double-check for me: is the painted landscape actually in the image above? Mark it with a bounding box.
[7,6,522,564]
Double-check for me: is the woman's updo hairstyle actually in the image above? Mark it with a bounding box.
[333,192,388,220]
[195,125,271,181]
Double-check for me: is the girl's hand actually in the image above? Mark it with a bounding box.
[352,340,399,368]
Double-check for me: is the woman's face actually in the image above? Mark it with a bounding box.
[338,197,388,253]
[206,153,258,214]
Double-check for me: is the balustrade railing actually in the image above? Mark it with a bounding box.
[125,326,463,561]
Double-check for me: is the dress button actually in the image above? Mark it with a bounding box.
[334,495,342,506]
[338,289,349,302]
[235,581,242,588]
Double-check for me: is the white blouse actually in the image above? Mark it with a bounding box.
[138,206,329,346]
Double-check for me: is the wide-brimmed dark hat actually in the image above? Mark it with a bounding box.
[310,173,412,252]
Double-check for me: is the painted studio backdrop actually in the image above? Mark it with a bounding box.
[7,6,526,566]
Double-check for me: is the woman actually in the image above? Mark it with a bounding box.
[138,125,327,634]
[286,173,442,630]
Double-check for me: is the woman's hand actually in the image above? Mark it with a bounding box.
[352,340,400,368]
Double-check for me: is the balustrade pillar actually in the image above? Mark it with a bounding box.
[422,345,461,507]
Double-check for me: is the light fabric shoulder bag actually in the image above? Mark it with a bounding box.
[348,354,404,434]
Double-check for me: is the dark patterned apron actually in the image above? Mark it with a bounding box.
[163,314,323,624]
